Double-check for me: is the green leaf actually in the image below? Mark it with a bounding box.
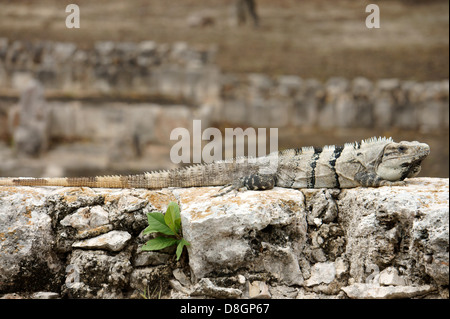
[175,238,190,261]
[164,202,181,235]
[144,212,176,236]
[141,237,178,251]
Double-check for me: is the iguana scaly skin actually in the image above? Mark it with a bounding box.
[0,137,430,195]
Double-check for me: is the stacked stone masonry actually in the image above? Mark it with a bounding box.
[0,178,448,299]
[0,38,448,135]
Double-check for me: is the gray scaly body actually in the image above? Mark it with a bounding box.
[0,137,430,194]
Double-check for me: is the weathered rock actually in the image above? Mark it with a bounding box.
[341,283,434,299]
[0,178,448,298]
[129,266,173,298]
[0,187,63,293]
[191,278,242,299]
[410,195,449,286]
[270,285,299,299]
[338,178,449,287]
[248,281,271,299]
[133,251,171,267]
[63,249,132,298]
[49,187,104,209]
[378,267,406,286]
[169,279,192,295]
[305,262,336,287]
[173,269,191,287]
[60,205,109,231]
[31,292,60,299]
[72,230,132,252]
[176,187,307,285]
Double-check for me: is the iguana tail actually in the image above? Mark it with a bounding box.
[0,158,259,189]
[0,176,130,188]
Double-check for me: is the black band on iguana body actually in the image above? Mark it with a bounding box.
[243,174,276,190]
[214,173,276,196]
[329,146,344,188]
[308,147,322,188]
[355,171,383,187]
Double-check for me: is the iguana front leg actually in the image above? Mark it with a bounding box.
[354,170,406,187]
[214,174,277,196]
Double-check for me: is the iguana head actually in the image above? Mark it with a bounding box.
[376,140,430,181]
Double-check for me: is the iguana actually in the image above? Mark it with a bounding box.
[0,137,430,195]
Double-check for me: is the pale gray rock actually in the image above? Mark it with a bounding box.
[248,281,271,299]
[105,190,149,233]
[173,269,191,287]
[117,194,148,213]
[270,285,299,299]
[342,283,434,299]
[191,278,242,299]
[63,249,132,298]
[0,178,448,298]
[334,257,349,279]
[49,187,104,209]
[176,187,307,284]
[337,178,449,286]
[60,205,109,231]
[31,292,60,299]
[0,187,63,293]
[378,267,406,286]
[261,242,304,286]
[410,193,449,286]
[305,262,336,287]
[169,279,192,295]
[133,251,171,267]
[72,230,131,252]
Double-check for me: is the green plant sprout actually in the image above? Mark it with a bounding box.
[140,201,190,260]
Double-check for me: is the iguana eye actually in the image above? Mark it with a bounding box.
[398,146,406,152]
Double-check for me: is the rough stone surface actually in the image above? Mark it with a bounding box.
[72,230,132,252]
[305,262,336,287]
[341,283,435,299]
[0,187,63,293]
[248,280,271,299]
[378,267,406,286]
[176,187,307,286]
[191,278,242,299]
[0,177,448,299]
[337,178,449,289]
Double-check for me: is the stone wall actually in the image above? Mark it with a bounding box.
[0,38,220,105]
[219,75,449,132]
[0,38,448,136]
[0,177,448,299]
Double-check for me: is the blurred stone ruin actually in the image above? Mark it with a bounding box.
[0,38,448,177]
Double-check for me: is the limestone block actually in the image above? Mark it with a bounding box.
[338,178,449,286]
[342,283,434,299]
[64,249,132,298]
[191,278,242,299]
[72,230,132,252]
[175,187,307,285]
[0,187,63,293]
[378,267,406,286]
[305,262,336,287]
